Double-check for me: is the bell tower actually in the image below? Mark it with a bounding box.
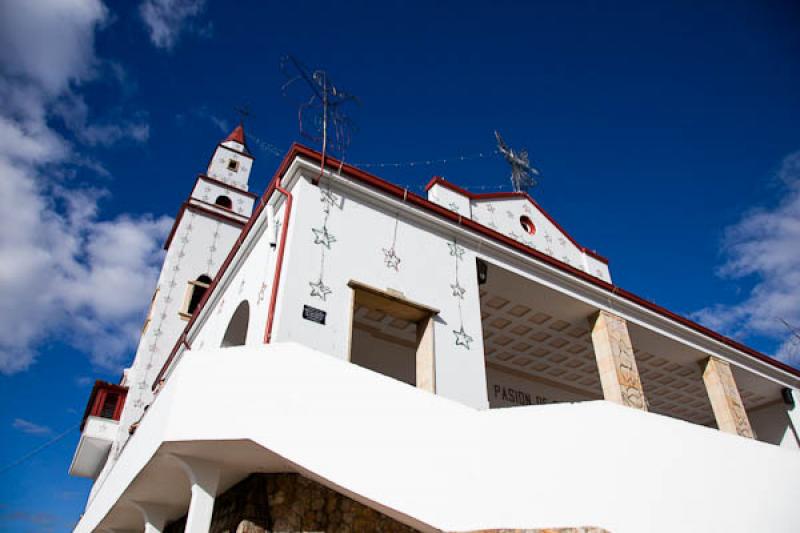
[97,123,258,476]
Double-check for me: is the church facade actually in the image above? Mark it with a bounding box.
[69,126,800,533]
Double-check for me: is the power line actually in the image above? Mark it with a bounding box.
[0,422,79,476]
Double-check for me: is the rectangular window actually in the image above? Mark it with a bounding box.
[179,277,211,320]
[227,159,240,172]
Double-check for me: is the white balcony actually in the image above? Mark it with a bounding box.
[69,416,119,479]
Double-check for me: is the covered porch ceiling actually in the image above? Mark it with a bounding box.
[479,261,784,426]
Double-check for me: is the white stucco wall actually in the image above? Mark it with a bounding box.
[74,343,800,533]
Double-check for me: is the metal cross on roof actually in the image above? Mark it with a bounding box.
[280,55,358,159]
[495,131,540,192]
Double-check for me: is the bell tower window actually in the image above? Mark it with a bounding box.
[214,195,233,209]
[180,275,212,320]
[227,159,239,172]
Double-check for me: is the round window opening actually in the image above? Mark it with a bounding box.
[520,215,536,235]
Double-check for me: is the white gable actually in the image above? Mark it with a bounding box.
[427,181,611,282]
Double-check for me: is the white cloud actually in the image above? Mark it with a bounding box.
[139,0,207,50]
[693,151,800,367]
[12,418,52,436]
[0,0,171,374]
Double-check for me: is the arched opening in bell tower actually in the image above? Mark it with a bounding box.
[214,195,233,209]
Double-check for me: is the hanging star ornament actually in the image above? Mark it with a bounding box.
[450,281,466,299]
[382,247,401,270]
[495,130,540,192]
[312,226,337,248]
[453,325,473,349]
[309,278,332,300]
[447,241,465,261]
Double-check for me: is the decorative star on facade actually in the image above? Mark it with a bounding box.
[448,202,460,213]
[453,325,473,349]
[488,221,498,230]
[257,282,267,304]
[320,189,338,208]
[450,281,466,299]
[523,203,531,213]
[309,278,332,300]
[382,247,401,270]
[447,241,465,261]
[506,210,514,219]
[312,226,337,249]
[544,233,552,243]
[487,204,496,214]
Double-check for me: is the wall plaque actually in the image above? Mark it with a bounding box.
[302,305,327,325]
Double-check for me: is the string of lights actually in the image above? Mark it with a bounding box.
[354,150,499,169]
[247,132,514,193]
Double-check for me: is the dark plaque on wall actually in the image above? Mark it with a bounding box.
[302,305,327,325]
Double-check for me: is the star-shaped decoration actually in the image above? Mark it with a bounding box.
[523,203,531,213]
[448,202,460,213]
[309,278,332,300]
[450,281,466,299]
[447,241,465,261]
[238,279,246,293]
[137,379,148,390]
[545,247,553,255]
[486,204,496,214]
[488,221,498,230]
[132,398,144,408]
[544,233,553,243]
[320,188,339,208]
[382,247,401,270]
[558,236,566,246]
[257,282,267,304]
[312,226,337,249]
[509,231,521,240]
[453,325,473,349]
[506,210,514,219]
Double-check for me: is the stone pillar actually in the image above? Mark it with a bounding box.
[702,357,754,438]
[416,316,436,393]
[132,501,169,533]
[589,310,647,410]
[170,455,220,533]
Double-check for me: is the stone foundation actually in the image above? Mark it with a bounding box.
[164,473,417,533]
[164,472,611,533]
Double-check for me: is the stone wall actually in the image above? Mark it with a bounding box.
[163,472,611,533]
[165,473,418,533]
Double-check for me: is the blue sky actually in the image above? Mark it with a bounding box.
[0,0,798,531]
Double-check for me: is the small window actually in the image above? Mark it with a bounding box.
[100,393,119,419]
[519,215,536,235]
[181,275,212,319]
[214,195,233,209]
[227,159,240,172]
[221,301,250,348]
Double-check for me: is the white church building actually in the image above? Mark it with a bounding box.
[69,125,800,533]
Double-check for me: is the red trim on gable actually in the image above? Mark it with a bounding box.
[153,142,800,391]
[425,176,608,264]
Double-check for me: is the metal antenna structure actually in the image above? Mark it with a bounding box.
[281,56,357,173]
[494,130,540,192]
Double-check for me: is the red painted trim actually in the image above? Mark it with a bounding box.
[264,186,293,343]
[152,145,299,389]
[163,201,248,250]
[194,174,259,199]
[80,380,128,431]
[425,176,608,264]
[152,142,800,390]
